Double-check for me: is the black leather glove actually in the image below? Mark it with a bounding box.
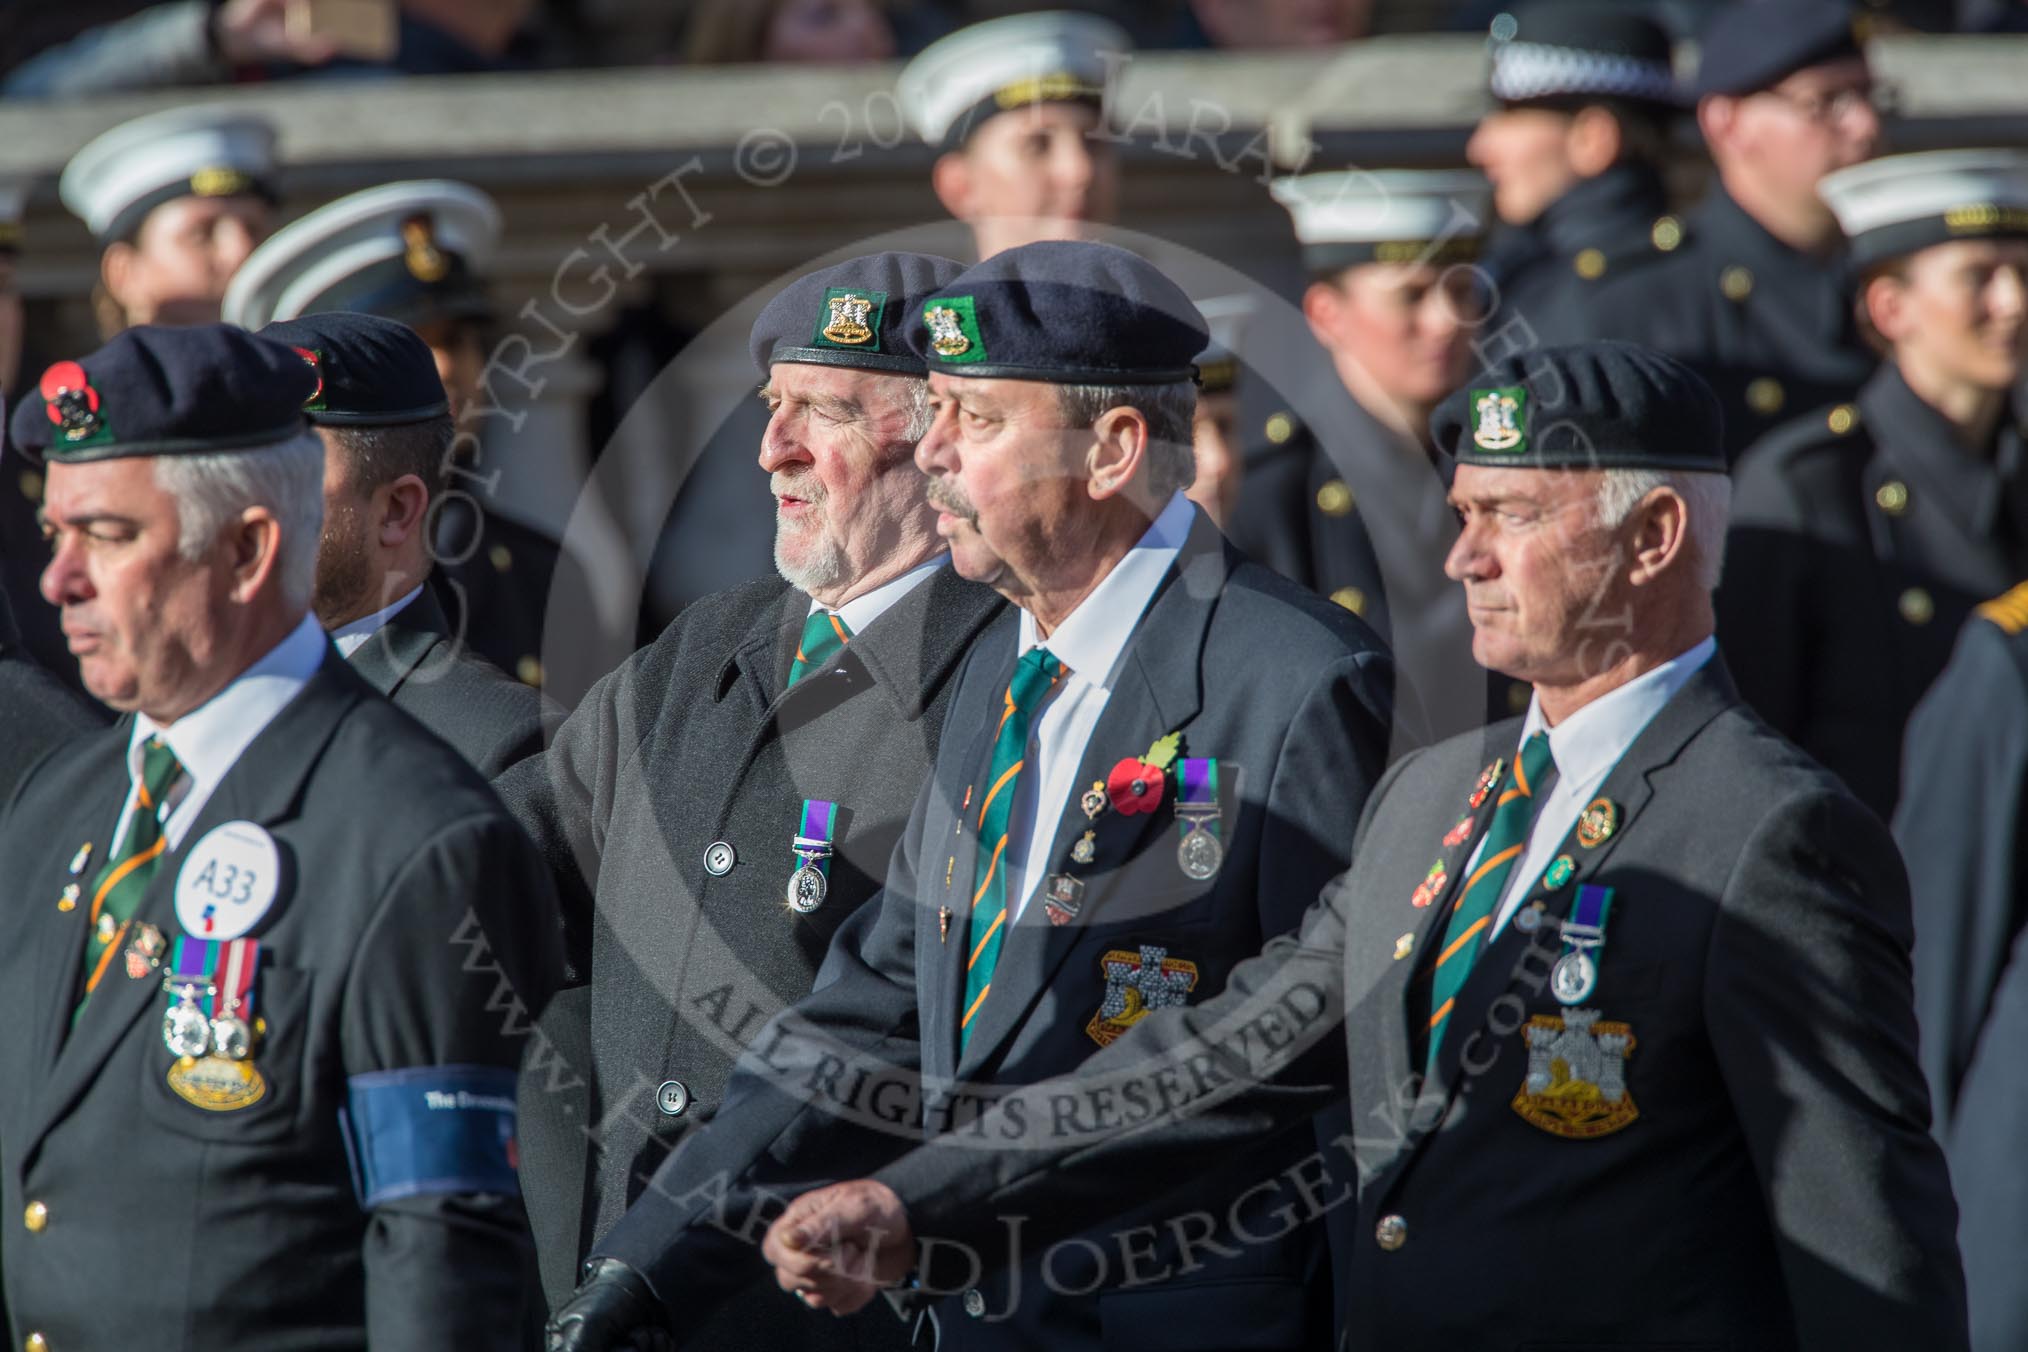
[546,1257,675,1352]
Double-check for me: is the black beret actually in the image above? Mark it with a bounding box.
[10,324,316,465]
[905,240,1208,385]
[1431,340,1727,476]
[749,251,967,378]
[1693,0,1863,99]
[258,312,451,426]
[1490,2,1678,111]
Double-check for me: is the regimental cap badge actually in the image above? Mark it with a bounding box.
[39,360,113,448]
[1471,386,1527,452]
[815,286,885,349]
[401,213,450,283]
[923,295,986,363]
[290,347,327,412]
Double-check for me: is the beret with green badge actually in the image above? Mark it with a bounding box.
[905,239,1208,385]
[1430,340,1728,477]
[748,250,967,378]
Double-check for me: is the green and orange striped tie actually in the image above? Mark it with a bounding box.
[788,609,853,685]
[1424,731,1554,1069]
[77,735,184,1015]
[960,646,1064,1050]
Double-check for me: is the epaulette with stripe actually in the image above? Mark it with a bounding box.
[1975,581,2028,635]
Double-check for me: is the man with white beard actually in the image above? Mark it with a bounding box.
[496,251,1004,1350]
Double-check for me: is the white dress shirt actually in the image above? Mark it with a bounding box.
[329,585,425,659]
[805,555,947,639]
[110,613,330,854]
[1003,493,1194,922]
[1483,635,1717,940]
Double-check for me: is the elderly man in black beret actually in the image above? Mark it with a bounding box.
[760,341,1969,1352]
[499,251,1004,1346]
[258,309,549,777]
[0,324,558,1347]
[1581,0,1883,457]
[546,239,1404,1352]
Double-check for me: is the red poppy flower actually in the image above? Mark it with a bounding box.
[1107,757,1165,815]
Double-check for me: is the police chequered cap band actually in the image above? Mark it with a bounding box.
[1490,40,1677,105]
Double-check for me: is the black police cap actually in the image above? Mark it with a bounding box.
[1693,0,1863,99]
[11,324,316,465]
[749,251,967,378]
[905,240,1208,385]
[1491,2,1678,111]
[259,312,451,427]
[1431,340,1727,476]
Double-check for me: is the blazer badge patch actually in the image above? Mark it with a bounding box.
[1511,1008,1638,1139]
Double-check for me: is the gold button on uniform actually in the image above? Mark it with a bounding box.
[25,1332,48,1352]
[1508,682,1531,714]
[515,656,544,687]
[1745,377,1784,416]
[1315,479,1354,517]
[18,470,42,503]
[1827,404,1858,435]
[1650,215,1682,251]
[1899,587,1935,626]
[1264,412,1294,445]
[1330,586,1367,616]
[1573,247,1606,280]
[22,1201,46,1233]
[1720,265,1754,301]
[1375,1214,1408,1250]
[488,544,513,574]
[1875,480,1909,515]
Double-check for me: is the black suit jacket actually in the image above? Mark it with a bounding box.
[594,511,1403,1351]
[0,649,559,1350]
[347,585,552,777]
[873,658,1967,1351]
[500,565,1003,1346]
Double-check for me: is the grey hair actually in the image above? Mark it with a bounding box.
[1593,468,1731,590]
[152,432,326,610]
[1056,381,1199,499]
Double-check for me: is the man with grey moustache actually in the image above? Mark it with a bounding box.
[498,251,1004,1350]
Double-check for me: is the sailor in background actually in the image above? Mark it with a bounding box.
[1234,167,1516,736]
[1722,148,2028,817]
[59,104,278,335]
[897,9,1130,261]
[1184,293,1251,528]
[225,178,572,690]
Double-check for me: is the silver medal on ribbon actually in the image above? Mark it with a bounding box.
[162,985,213,1059]
[1550,950,1598,1005]
[787,835,831,914]
[1177,821,1223,881]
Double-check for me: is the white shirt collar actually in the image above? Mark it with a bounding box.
[808,555,947,637]
[329,585,425,659]
[1518,635,1718,784]
[131,613,331,799]
[1015,493,1196,686]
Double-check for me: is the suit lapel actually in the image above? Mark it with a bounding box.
[953,522,1224,1078]
[345,588,455,700]
[24,655,364,1156]
[1363,721,1520,1101]
[27,735,135,1081]
[1422,661,1741,1102]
